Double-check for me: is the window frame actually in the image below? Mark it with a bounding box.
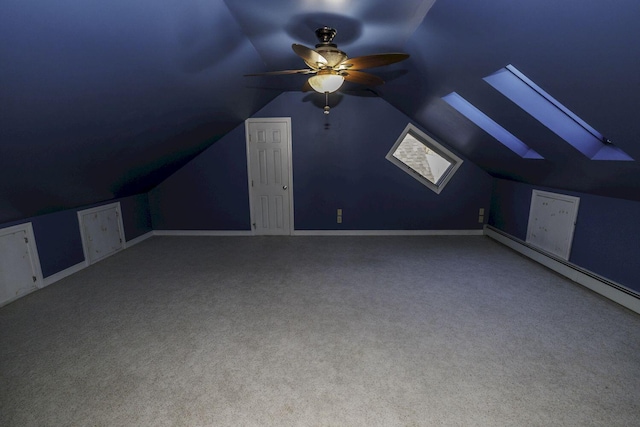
[484,64,633,161]
[442,92,543,159]
[386,123,463,194]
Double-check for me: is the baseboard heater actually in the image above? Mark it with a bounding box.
[484,225,640,314]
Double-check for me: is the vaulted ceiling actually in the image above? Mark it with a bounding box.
[2,0,639,224]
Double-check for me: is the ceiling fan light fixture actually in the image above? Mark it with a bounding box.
[308,71,344,93]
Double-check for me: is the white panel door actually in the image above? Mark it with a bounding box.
[78,203,125,264]
[246,118,293,235]
[0,224,42,305]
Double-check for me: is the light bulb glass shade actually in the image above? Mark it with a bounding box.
[308,73,344,93]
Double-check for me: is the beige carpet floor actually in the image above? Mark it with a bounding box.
[1,236,639,426]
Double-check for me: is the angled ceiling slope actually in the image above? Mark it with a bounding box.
[3,0,640,226]
[224,0,435,71]
[1,0,439,224]
[382,0,640,202]
[0,0,278,224]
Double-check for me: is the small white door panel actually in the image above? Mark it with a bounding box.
[526,190,580,260]
[0,223,43,305]
[78,202,125,264]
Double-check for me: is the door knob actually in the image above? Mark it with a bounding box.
[283,185,288,190]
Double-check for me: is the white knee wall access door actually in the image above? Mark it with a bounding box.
[526,190,580,260]
[78,202,126,264]
[246,118,294,235]
[0,223,44,306]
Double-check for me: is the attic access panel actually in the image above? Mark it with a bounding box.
[78,202,125,265]
[526,190,580,260]
[0,222,43,306]
[386,124,463,194]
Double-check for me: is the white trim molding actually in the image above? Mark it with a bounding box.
[153,230,253,237]
[126,231,154,247]
[42,261,87,287]
[293,229,484,236]
[485,225,640,315]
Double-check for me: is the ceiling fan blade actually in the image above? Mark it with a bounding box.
[339,53,410,70]
[244,69,314,76]
[292,44,328,68]
[342,70,385,86]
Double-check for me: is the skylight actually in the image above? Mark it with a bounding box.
[442,92,543,159]
[386,124,463,194]
[484,65,633,161]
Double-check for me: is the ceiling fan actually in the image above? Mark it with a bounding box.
[245,27,410,114]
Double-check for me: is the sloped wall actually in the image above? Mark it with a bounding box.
[148,123,251,231]
[489,179,640,293]
[149,92,493,231]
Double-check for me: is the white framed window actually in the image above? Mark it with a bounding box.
[386,123,463,194]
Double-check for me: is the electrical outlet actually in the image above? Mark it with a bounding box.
[337,209,342,215]
[478,215,485,223]
[479,208,485,215]
[337,216,342,224]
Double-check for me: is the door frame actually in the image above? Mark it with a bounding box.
[245,117,294,235]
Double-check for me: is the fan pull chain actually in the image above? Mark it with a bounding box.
[324,92,331,115]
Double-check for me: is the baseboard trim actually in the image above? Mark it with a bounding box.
[153,230,253,236]
[42,261,88,288]
[484,225,640,314]
[125,231,154,247]
[0,289,38,307]
[292,229,484,236]
[152,229,483,237]
[28,231,153,292]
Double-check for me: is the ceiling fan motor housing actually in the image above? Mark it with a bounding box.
[313,27,348,68]
[315,27,337,45]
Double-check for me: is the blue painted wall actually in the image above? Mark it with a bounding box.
[150,92,494,230]
[149,123,250,230]
[148,124,251,230]
[120,193,153,241]
[489,179,640,293]
[31,209,85,277]
[0,194,152,278]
